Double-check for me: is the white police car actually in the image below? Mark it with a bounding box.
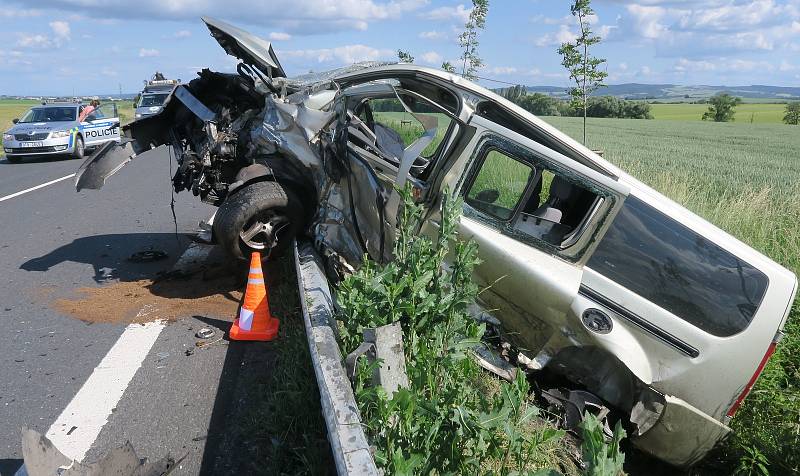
[2,101,121,163]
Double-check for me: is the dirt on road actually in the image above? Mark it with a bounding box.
[53,268,244,324]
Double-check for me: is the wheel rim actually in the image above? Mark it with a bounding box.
[76,138,83,156]
[239,212,291,252]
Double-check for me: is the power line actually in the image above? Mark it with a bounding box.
[472,75,525,86]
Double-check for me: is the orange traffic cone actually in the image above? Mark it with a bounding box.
[230,251,279,341]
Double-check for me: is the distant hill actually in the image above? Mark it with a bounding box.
[519,83,800,101]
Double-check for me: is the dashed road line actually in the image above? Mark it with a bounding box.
[0,173,76,203]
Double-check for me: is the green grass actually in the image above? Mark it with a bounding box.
[542,116,800,473]
[373,111,450,156]
[215,256,333,475]
[650,102,789,123]
[468,150,533,214]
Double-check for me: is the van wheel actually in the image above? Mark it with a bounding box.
[213,181,304,261]
[72,136,84,160]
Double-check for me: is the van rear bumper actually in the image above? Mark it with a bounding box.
[632,394,730,467]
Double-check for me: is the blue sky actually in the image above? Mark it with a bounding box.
[0,0,798,95]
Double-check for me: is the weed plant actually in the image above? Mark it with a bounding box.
[336,188,603,475]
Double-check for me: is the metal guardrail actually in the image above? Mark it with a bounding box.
[294,241,379,475]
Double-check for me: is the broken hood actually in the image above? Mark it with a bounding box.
[202,17,286,79]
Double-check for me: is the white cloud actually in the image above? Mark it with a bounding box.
[0,49,32,68]
[101,67,118,76]
[173,29,191,38]
[284,44,393,63]
[3,0,429,35]
[49,20,70,40]
[533,24,577,47]
[139,48,160,57]
[619,62,629,71]
[674,0,792,33]
[597,24,616,39]
[14,20,72,49]
[531,14,571,26]
[616,1,800,59]
[626,4,668,39]
[421,4,471,23]
[269,32,292,41]
[419,51,442,64]
[16,34,52,48]
[674,58,716,72]
[486,66,517,75]
[418,30,446,40]
[673,57,775,74]
[0,8,42,18]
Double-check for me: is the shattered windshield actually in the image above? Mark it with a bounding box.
[285,61,393,88]
[19,107,77,123]
[139,94,169,107]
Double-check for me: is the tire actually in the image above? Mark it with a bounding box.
[6,155,21,163]
[213,181,305,261]
[72,135,84,160]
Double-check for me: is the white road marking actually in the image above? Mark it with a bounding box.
[44,242,214,462]
[0,173,76,203]
[45,320,165,462]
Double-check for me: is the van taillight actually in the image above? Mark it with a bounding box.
[727,334,782,418]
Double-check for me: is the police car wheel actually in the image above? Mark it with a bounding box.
[73,136,84,160]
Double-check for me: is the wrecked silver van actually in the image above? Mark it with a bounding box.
[76,17,797,467]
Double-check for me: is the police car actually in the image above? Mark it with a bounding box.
[2,101,121,163]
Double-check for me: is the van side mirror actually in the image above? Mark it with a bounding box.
[12,118,18,124]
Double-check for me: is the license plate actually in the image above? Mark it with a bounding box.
[20,141,43,148]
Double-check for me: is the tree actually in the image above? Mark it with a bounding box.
[784,102,800,125]
[519,93,564,116]
[500,84,527,103]
[456,0,489,80]
[558,0,607,145]
[441,61,456,73]
[701,93,742,122]
[397,50,414,63]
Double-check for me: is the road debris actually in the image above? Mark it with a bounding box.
[195,328,215,339]
[127,250,169,263]
[473,345,518,382]
[20,428,180,476]
[195,336,224,348]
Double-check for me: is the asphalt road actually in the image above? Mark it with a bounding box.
[0,152,277,475]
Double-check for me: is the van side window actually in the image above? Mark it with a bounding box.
[369,98,453,158]
[463,144,600,247]
[587,196,769,337]
[465,149,532,220]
